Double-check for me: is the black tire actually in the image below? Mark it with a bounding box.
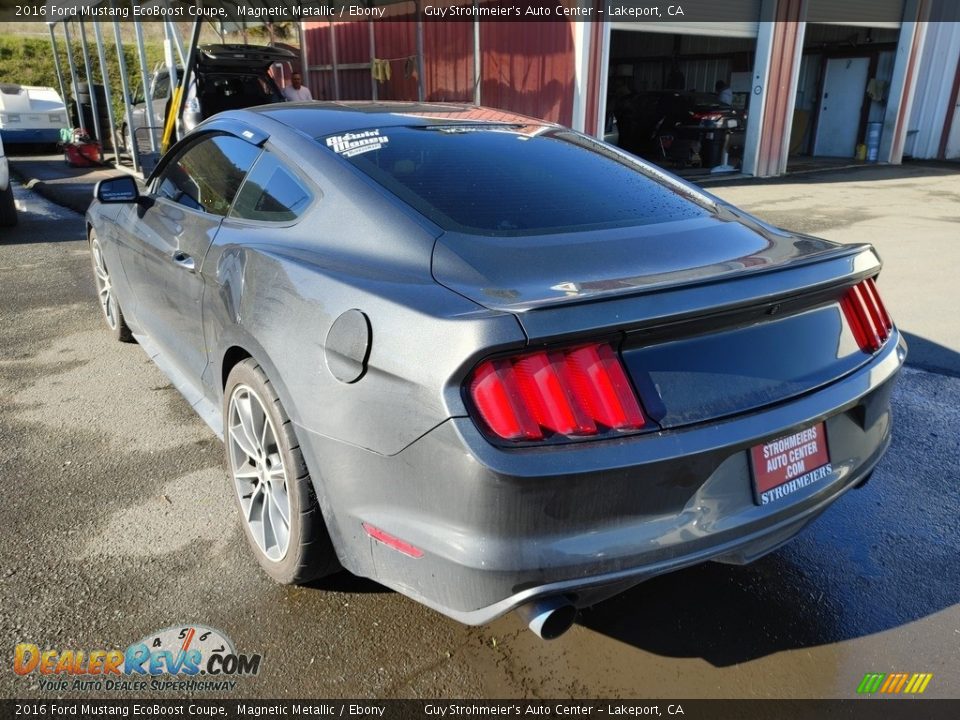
[88,230,134,342]
[0,182,17,227]
[224,359,340,584]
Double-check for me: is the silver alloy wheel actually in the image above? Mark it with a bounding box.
[227,384,291,562]
[91,238,118,330]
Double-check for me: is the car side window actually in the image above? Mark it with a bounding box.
[155,134,261,217]
[230,152,313,222]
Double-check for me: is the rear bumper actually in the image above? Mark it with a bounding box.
[297,333,905,625]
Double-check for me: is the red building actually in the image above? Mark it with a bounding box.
[304,4,584,129]
[303,0,941,177]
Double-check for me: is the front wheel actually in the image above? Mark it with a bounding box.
[89,231,134,342]
[224,359,340,584]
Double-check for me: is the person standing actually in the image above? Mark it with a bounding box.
[282,73,313,102]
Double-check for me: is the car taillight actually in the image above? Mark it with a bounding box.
[841,277,893,353]
[693,112,724,122]
[468,343,647,442]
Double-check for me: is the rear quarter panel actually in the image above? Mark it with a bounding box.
[201,145,526,457]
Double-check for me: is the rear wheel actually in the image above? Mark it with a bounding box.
[89,231,133,342]
[0,182,17,227]
[224,359,340,584]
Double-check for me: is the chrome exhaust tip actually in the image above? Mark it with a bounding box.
[516,597,577,640]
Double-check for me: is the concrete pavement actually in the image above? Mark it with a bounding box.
[711,162,960,378]
[8,153,128,215]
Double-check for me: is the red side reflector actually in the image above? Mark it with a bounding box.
[841,277,893,353]
[468,342,647,442]
[362,523,424,559]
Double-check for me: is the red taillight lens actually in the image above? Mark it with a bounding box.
[693,112,724,122]
[841,277,893,353]
[468,343,647,442]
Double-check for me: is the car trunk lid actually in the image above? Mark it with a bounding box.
[432,213,852,314]
[434,219,888,430]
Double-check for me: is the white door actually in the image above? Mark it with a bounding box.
[813,57,870,157]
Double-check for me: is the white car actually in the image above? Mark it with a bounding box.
[0,134,18,227]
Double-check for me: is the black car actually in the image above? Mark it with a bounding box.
[614,90,745,168]
[124,44,293,151]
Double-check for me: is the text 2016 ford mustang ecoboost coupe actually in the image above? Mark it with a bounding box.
[87,103,905,639]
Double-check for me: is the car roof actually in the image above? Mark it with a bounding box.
[250,102,554,138]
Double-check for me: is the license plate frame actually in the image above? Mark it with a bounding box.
[749,421,832,506]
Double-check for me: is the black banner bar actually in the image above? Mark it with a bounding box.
[0,0,956,24]
[3,700,960,720]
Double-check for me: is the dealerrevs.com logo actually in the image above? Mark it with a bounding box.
[14,625,262,693]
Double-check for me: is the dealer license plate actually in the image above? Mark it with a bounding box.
[749,422,832,506]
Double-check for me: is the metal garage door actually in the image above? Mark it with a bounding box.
[807,0,904,28]
[611,0,762,38]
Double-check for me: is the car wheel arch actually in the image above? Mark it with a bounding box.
[218,337,343,538]
[221,345,253,391]
[217,336,306,443]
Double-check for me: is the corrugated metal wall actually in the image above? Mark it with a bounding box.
[373,6,419,101]
[305,7,575,125]
[806,0,904,28]
[906,8,960,158]
[423,22,475,103]
[305,3,411,101]
[479,21,574,124]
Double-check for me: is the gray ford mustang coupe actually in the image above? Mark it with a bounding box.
[87,102,905,639]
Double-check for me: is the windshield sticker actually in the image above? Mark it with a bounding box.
[326,130,388,157]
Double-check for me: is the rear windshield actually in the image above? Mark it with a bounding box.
[320,125,708,236]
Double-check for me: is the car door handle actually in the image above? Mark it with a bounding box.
[172,251,195,272]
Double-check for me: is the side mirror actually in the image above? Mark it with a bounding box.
[95,176,139,204]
